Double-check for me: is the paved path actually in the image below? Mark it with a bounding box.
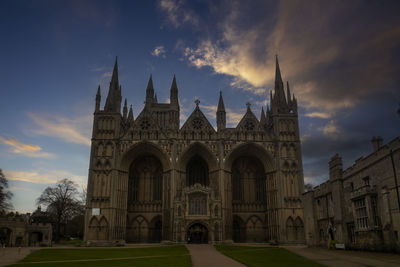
[285,246,400,267]
[186,244,245,267]
[0,247,42,267]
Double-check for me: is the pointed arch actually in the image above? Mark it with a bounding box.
[87,216,99,240]
[224,142,274,172]
[126,215,149,243]
[232,215,245,243]
[98,216,109,240]
[246,215,264,242]
[120,141,171,171]
[294,217,305,241]
[286,217,295,242]
[177,142,218,171]
[149,215,162,243]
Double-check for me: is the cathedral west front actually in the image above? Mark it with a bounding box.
[84,57,305,245]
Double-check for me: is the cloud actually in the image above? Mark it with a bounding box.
[321,120,341,139]
[28,113,92,146]
[151,46,167,58]
[304,112,332,119]
[0,136,56,158]
[178,1,400,113]
[4,169,87,187]
[158,0,199,28]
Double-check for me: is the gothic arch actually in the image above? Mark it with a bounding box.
[126,215,149,243]
[286,217,295,242]
[120,141,171,172]
[98,216,109,240]
[232,215,245,242]
[186,155,209,186]
[87,217,99,240]
[149,215,162,243]
[224,142,274,172]
[177,142,218,171]
[245,215,264,242]
[294,217,305,241]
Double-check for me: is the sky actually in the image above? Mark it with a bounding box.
[0,0,400,213]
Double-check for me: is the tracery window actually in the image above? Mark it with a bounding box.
[232,156,266,203]
[188,193,207,215]
[128,156,162,204]
[186,156,209,186]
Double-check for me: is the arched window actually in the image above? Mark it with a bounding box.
[186,155,209,186]
[128,156,162,204]
[232,157,265,203]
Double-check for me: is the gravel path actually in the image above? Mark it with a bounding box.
[185,244,245,267]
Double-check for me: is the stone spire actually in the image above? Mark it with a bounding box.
[260,107,266,125]
[273,55,286,105]
[216,91,226,131]
[104,57,122,113]
[170,75,179,108]
[286,81,291,105]
[123,98,128,120]
[145,74,155,104]
[95,85,101,112]
[128,104,134,122]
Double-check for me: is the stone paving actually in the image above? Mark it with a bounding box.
[285,245,400,267]
[0,247,42,267]
[186,244,245,267]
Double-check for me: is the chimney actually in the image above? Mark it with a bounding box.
[329,154,343,181]
[371,136,383,152]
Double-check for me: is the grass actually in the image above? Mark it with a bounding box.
[8,245,191,267]
[215,245,324,267]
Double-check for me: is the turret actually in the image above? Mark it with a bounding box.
[145,75,155,104]
[104,57,122,113]
[95,85,101,112]
[128,104,134,122]
[170,75,179,109]
[123,98,128,120]
[260,107,266,125]
[216,91,226,131]
[271,55,289,114]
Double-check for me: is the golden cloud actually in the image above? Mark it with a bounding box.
[0,136,56,158]
[4,169,87,187]
[28,113,91,146]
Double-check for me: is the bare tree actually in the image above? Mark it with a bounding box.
[0,169,13,212]
[36,179,81,241]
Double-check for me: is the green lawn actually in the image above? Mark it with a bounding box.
[215,245,324,267]
[8,245,191,267]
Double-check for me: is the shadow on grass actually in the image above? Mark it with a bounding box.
[215,245,324,267]
[7,245,192,267]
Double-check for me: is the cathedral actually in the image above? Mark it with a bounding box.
[84,57,305,245]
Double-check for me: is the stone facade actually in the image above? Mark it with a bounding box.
[304,137,400,249]
[84,57,305,245]
[0,212,52,247]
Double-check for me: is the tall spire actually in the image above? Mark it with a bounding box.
[128,104,134,122]
[111,56,119,90]
[216,91,226,131]
[123,98,128,120]
[95,85,101,112]
[104,57,122,113]
[260,107,266,124]
[146,74,155,104]
[217,91,225,111]
[286,81,291,105]
[170,74,179,107]
[271,55,287,113]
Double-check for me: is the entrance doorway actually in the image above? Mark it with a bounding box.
[187,223,208,243]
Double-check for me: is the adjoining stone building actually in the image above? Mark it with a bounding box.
[0,208,52,247]
[304,137,400,249]
[84,57,306,245]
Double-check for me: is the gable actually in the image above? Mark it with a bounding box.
[180,107,216,133]
[236,109,260,131]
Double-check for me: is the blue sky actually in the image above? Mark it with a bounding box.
[1,0,400,213]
